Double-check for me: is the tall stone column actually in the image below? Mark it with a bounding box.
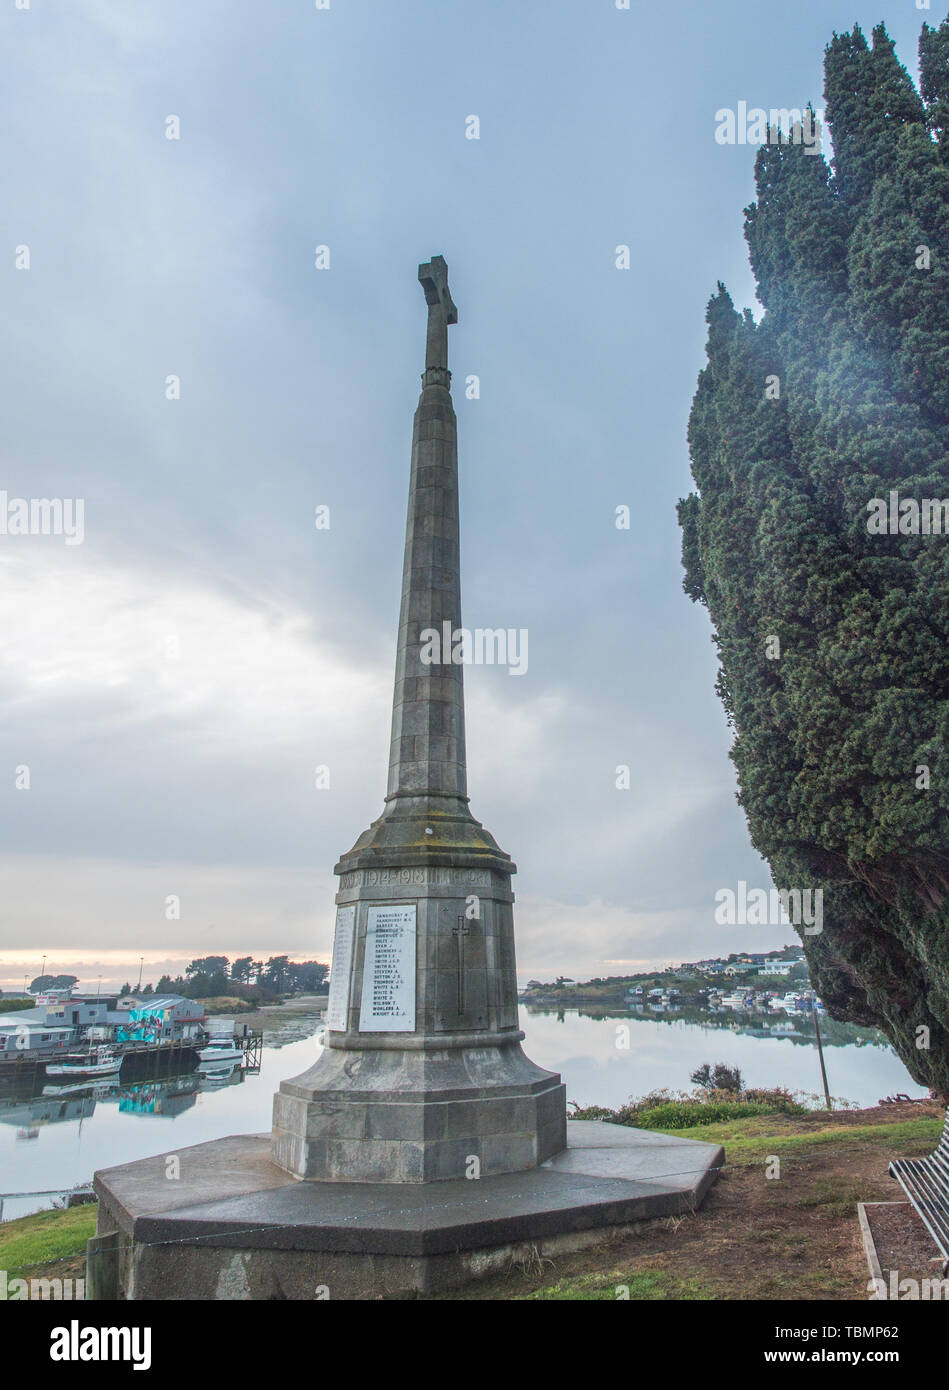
[272,257,567,1182]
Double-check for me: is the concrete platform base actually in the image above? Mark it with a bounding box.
[91,1120,724,1300]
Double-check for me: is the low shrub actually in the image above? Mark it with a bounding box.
[570,1084,809,1129]
[197,996,258,1015]
[631,1099,786,1129]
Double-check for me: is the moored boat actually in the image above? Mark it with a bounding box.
[46,1045,121,1079]
[197,1038,242,1066]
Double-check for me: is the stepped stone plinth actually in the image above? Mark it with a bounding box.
[92,1121,723,1299]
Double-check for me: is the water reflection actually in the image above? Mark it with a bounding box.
[0,1004,925,1222]
[0,1004,900,1144]
[524,1000,890,1052]
[1,1064,247,1133]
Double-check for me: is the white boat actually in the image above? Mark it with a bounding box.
[198,1038,242,1066]
[42,1078,117,1098]
[198,1062,241,1087]
[46,1046,121,1079]
[720,992,752,1009]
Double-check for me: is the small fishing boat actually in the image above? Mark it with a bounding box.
[42,1077,117,1098]
[46,1045,121,1079]
[197,1038,242,1066]
[198,1062,241,1088]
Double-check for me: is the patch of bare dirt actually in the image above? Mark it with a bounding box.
[787,1101,942,1128]
[865,1202,945,1286]
[435,1106,946,1300]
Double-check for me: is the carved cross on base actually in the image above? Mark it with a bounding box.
[452,915,470,1014]
[418,254,458,372]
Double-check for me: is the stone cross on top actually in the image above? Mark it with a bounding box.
[418,254,458,373]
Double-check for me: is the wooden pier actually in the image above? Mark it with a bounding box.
[0,1027,264,1086]
[234,1029,263,1071]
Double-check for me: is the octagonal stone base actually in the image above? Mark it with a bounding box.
[271,1041,567,1181]
[90,1121,725,1300]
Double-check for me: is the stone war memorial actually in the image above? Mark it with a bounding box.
[90,258,723,1300]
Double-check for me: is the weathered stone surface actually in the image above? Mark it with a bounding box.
[91,1121,724,1299]
[271,255,567,1182]
[272,1042,566,1181]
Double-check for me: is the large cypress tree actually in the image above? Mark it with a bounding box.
[680,19,949,1095]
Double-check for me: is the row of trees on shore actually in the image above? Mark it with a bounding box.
[120,955,329,1001]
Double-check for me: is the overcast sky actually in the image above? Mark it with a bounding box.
[0,0,932,990]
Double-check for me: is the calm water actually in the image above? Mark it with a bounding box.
[0,1006,925,1221]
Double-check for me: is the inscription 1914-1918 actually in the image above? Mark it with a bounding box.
[339,868,491,891]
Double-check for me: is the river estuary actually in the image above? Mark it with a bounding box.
[0,1003,926,1221]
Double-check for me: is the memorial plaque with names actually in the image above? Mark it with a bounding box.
[325,904,356,1032]
[359,903,417,1032]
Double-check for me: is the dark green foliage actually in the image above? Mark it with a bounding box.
[920,19,949,156]
[690,1062,744,1093]
[29,974,78,993]
[571,1086,807,1129]
[679,20,949,1095]
[154,954,326,999]
[628,1100,794,1130]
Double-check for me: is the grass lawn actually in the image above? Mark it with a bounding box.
[0,1204,97,1280]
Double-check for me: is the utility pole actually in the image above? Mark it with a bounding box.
[813,1001,832,1110]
